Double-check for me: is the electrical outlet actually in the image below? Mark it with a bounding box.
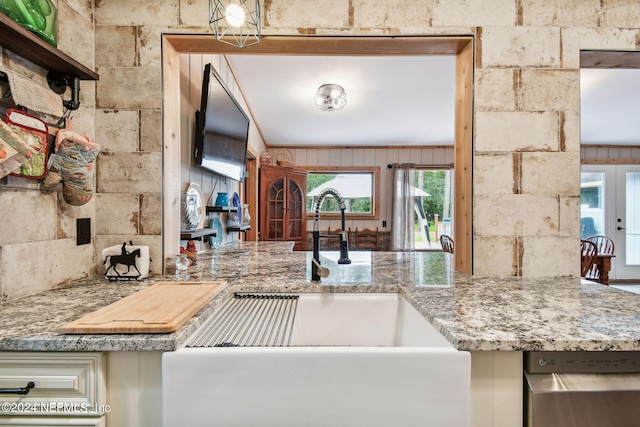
[382,220,387,228]
[77,218,91,245]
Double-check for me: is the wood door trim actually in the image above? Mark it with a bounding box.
[581,50,640,69]
[163,34,474,272]
[165,35,472,56]
[244,144,259,241]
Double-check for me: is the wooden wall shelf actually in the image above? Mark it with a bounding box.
[0,14,98,80]
[227,225,251,233]
[180,229,217,240]
[206,205,238,214]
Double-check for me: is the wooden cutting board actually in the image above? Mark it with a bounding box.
[61,281,226,334]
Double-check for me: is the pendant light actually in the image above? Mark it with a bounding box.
[209,0,261,48]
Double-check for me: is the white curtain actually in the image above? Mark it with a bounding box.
[391,163,416,251]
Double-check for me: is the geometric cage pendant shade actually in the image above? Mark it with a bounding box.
[209,0,261,48]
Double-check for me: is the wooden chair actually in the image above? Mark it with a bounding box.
[440,235,454,254]
[580,240,598,278]
[585,235,615,255]
[354,227,379,251]
[326,227,345,250]
[585,235,614,281]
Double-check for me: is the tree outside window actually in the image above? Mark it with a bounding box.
[414,169,453,249]
[301,166,379,219]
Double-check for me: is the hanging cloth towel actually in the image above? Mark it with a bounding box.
[6,109,50,179]
[0,118,38,178]
[0,65,63,117]
[42,120,100,206]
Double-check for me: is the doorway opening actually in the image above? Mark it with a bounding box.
[580,50,640,282]
[162,35,474,273]
[581,165,640,280]
[414,167,454,250]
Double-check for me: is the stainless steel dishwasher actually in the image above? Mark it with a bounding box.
[525,351,640,427]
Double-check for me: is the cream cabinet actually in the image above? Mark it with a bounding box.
[0,353,106,426]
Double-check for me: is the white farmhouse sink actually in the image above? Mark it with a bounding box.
[163,293,470,427]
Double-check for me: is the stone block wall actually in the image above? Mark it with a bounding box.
[2,0,639,300]
[0,1,95,301]
[93,1,179,277]
[471,2,638,276]
[95,0,637,278]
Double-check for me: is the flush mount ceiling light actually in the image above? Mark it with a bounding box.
[314,84,347,112]
[209,0,261,48]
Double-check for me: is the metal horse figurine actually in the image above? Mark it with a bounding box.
[103,248,142,280]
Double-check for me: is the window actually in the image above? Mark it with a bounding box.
[414,168,453,250]
[303,166,379,219]
[580,171,604,238]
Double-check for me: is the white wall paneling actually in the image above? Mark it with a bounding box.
[174,54,267,254]
[265,146,454,233]
[581,145,640,163]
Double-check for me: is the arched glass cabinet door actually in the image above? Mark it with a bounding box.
[259,165,307,250]
[287,178,304,239]
[267,177,285,240]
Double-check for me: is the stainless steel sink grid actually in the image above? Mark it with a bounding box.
[186,293,299,348]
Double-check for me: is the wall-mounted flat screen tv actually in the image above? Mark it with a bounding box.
[194,63,250,182]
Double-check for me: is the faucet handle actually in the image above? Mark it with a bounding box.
[311,257,330,278]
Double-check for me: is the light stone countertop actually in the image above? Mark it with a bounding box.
[0,241,639,352]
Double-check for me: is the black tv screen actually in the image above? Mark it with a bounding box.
[194,63,250,182]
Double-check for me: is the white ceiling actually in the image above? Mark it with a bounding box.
[580,68,640,145]
[227,55,456,147]
[227,55,640,147]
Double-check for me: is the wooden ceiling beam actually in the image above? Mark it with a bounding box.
[165,34,472,56]
[580,50,640,69]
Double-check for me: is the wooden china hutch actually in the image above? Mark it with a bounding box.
[259,165,307,250]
